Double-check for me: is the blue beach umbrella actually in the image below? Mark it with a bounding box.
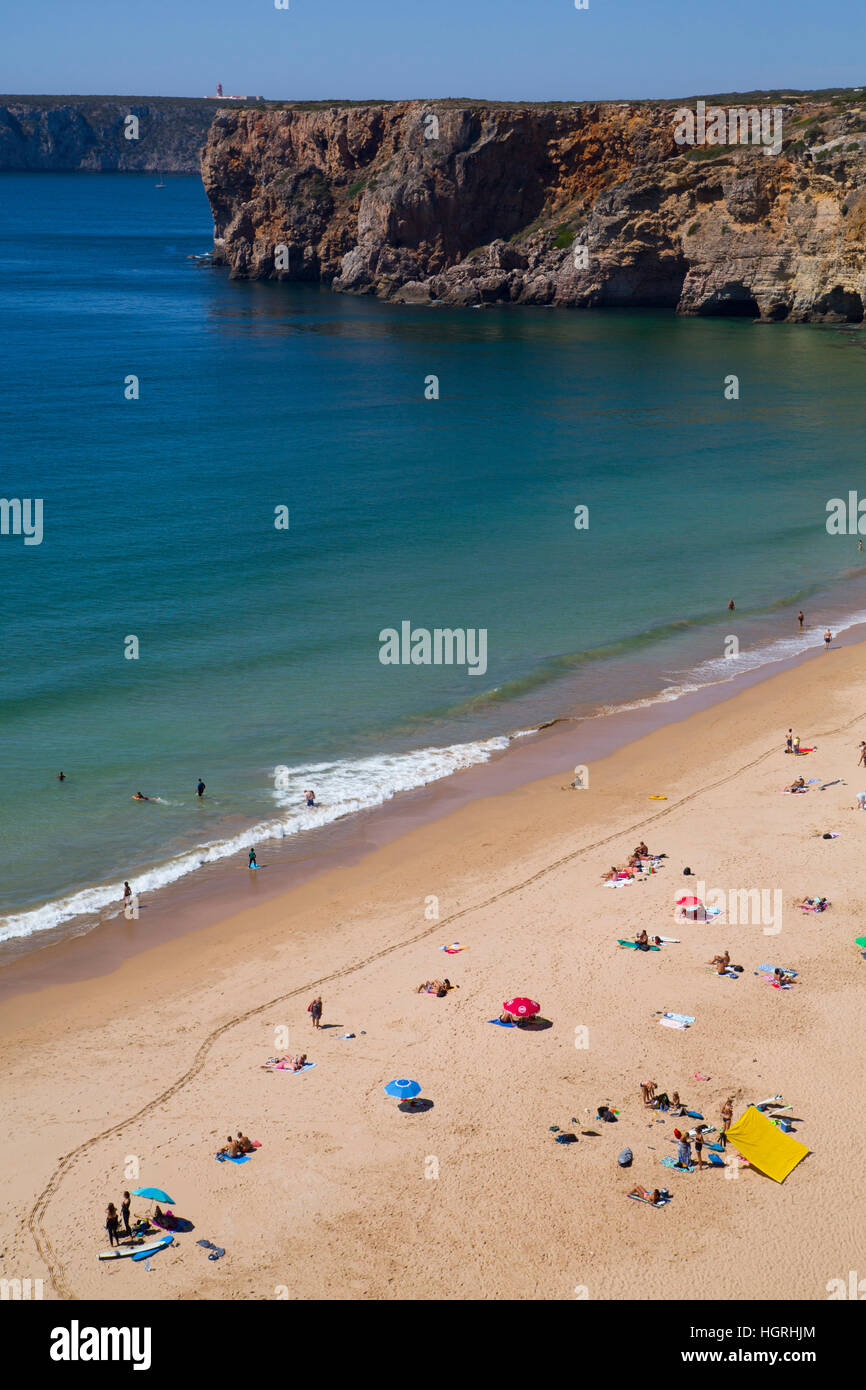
[384,1078,421,1101]
[131,1187,174,1204]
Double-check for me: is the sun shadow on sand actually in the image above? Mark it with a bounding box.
[517,1017,552,1032]
[398,1098,434,1113]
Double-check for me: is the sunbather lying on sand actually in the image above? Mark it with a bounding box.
[217,1135,244,1157]
[415,979,456,996]
[628,1185,664,1205]
[773,968,796,986]
[788,777,807,792]
[798,896,829,911]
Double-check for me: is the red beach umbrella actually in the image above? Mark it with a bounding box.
[503,997,540,1018]
[676,896,701,907]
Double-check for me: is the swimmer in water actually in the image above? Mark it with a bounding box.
[133,792,151,801]
[196,778,205,798]
[304,789,316,808]
[56,771,66,781]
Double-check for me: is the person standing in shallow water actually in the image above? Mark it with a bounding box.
[824,629,832,652]
[728,599,735,611]
[196,778,205,798]
[248,848,257,869]
[797,610,804,628]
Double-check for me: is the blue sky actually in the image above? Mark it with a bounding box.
[2,0,864,101]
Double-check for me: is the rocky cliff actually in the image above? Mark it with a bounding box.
[201,96,866,320]
[0,96,232,172]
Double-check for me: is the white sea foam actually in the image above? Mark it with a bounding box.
[0,735,516,944]
[599,614,866,715]
[5,609,866,947]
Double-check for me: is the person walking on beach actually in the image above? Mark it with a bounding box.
[858,742,866,768]
[824,629,832,652]
[248,848,258,869]
[785,729,793,754]
[120,1191,132,1238]
[196,778,206,798]
[123,881,132,903]
[105,1202,121,1247]
[797,610,804,628]
[308,996,323,1029]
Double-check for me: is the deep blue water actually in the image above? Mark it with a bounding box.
[2,171,865,943]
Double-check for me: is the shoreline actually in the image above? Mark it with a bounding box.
[3,625,866,1299]
[3,619,866,1005]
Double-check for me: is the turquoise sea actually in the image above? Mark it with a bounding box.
[2,171,866,948]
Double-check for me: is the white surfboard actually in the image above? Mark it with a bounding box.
[97,1235,173,1261]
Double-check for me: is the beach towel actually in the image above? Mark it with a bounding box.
[661,1155,695,1173]
[618,939,660,950]
[440,944,467,953]
[723,1106,810,1183]
[660,1011,695,1028]
[488,1018,515,1027]
[660,1017,688,1030]
[274,1061,316,1073]
[855,937,866,949]
[761,975,793,989]
[758,964,797,976]
[216,1154,250,1164]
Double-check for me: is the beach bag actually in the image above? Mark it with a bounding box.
[617,1148,633,1167]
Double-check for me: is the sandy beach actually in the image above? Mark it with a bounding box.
[3,638,866,1302]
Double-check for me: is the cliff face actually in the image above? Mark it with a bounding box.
[0,97,222,172]
[201,99,866,320]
